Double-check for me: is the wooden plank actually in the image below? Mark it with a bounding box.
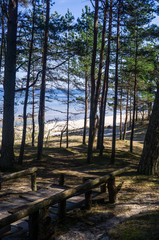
[53,170,99,179]
[8,189,64,214]
[1,167,37,182]
[0,167,130,229]
[0,225,11,237]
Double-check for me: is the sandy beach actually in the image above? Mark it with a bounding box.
[12,110,146,143]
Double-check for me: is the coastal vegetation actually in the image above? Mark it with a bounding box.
[0,0,159,239]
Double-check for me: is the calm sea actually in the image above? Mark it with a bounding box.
[0,88,113,126]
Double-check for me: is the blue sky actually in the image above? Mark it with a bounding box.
[51,0,159,25]
[51,0,93,19]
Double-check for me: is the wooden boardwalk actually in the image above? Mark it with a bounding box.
[0,167,129,239]
[0,185,100,239]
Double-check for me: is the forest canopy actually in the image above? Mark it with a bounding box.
[0,0,159,174]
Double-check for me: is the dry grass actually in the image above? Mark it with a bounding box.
[1,120,159,239]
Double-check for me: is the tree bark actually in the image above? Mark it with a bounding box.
[123,88,129,140]
[37,0,50,160]
[18,0,35,164]
[119,87,123,140]
[97,0,113,156]
[1,0,18,169]
[0,0,5,72]
[111,0,121,163]
[130,37,138,153]
[129,92,132,127]
[32,82,35,147]
[66,60,70,148]
[138,87,159,175]
[87,0,99,163]
[83,70,88,145]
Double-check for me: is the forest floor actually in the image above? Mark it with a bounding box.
[1,120,159,240]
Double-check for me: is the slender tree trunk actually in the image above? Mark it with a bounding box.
[123,88,129,140]
[37,0,50,160]
[1,0,18,169]
[129,91,132,127]
[18,0,35,164]
[97,0,113,156]
[83,70,88,145]
[111,0,121,163]
[138,87,159,175]
[66,61,70,148]
[136,101,138,122]
[130,37,138,153]
[120,87,123,140]
[94,0,108,113]
[32,82,35,147]
[0,1,5,72]
[87,0,108,162]
[87,0,99,163]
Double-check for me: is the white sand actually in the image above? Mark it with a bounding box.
[44,113,125,136]
[14,111,145,143]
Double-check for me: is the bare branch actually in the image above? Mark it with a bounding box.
[90,0,95,8]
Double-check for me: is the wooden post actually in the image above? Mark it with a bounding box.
[83,177,92,210]
[58,199,66,222]
[31,173,37,191]
[100,183,106,203]
[59,173,64,186]
[29,210,40,240]
[38,208,53,240]
[100,183,106,193]
[107,175,116,203]
[85,190,92,210]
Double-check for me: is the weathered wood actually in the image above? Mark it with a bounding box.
[59,173,65,186]
[0,225,11,238]
[100,183,106,193]
[58,199,66,221]
[100,183,106,203]
[31,172,37,191]
[8,197,49,214]
[0,167,130,230]
[83,177,92,209]
[29,210,39,240]
[38,207,53,240]
[107,175,116,203]
[1,167,37,182]
[85,190,92,210]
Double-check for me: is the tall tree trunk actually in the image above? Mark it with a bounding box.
[18,0,35,164]
[130,37,138,153]
[136,100,138,122]
[87,0,99,163]
[0,0,5,72]
[83,70,88,145]
[66,60,70,148]
[97,0,113,156]
[119,87,123,140]
[1,0,18,169]
[87,0,108,162]
[123,88,129,140]
[37,0,50,160]
[32,82,35,147]
[111,0,121,163]
[138,87,159,175]
[129,91,132,127]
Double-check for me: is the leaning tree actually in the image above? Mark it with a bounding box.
[138,86,159,175]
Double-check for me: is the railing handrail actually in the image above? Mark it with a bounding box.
[0,167,37,182]
[0,166,130,229]
[0,167,37,192]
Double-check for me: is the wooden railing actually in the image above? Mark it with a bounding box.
[0,167,37,191]
[0,166,130,240]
